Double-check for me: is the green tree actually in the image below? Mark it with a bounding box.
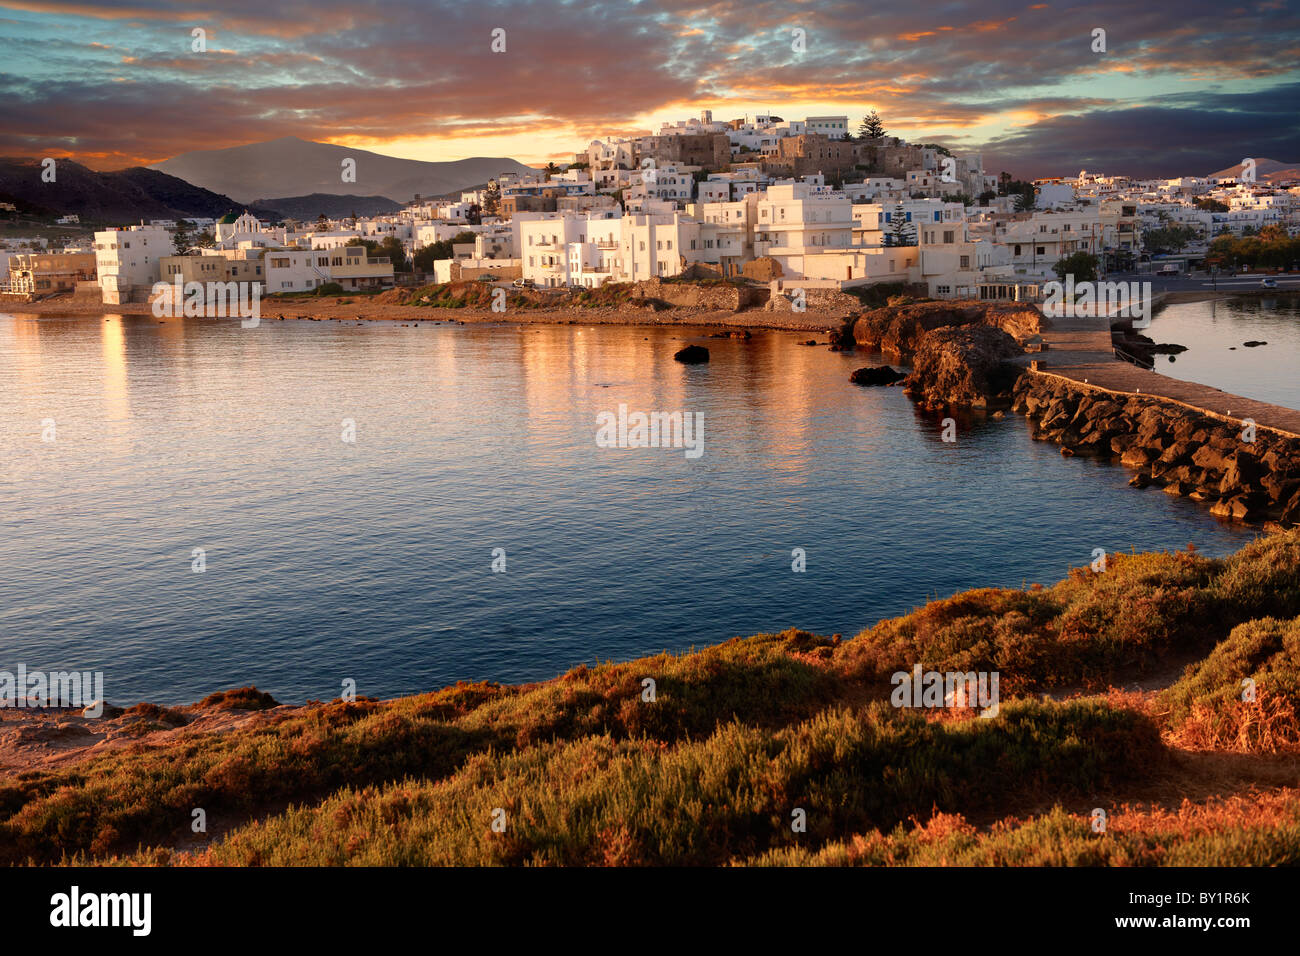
[411,230,479,272]
[886,204,915,246]
[1052,251,1099,284]
[859,110,886,140]
[359,236,409,272]
[1142,224,1198,255]
[172,220,194,255]
[194,229,215,249]
[1194,197,1229,213]
[483,179,501,216]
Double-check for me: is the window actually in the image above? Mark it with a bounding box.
[960,255,970,269]
[943,230,954,243]
[1036,246,1045,256]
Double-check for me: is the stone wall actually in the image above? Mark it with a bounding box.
[632,277,763,310]
[766,287,863,313]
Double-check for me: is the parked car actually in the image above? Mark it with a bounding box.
[1261,278,1278,288]
[512,278,535,288]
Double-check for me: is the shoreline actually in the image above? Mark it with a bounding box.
[0,296,844,332]
[1,528,1297,866]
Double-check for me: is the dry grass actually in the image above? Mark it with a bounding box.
[3,529,1298,866]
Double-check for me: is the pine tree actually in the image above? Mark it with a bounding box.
[889,204,914,246]
[859,110,886,140]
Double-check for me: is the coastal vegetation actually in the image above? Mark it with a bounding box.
[2,531,1298,866]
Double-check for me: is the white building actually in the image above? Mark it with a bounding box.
[94,224,173,304]
[805,116,850,139]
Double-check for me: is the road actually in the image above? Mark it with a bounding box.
[1101,272,1300,294]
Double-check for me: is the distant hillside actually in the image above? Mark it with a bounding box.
[251,193,402,221]
[152,137,535,204]
[1206,158,1300,184]
[0,158,280,225]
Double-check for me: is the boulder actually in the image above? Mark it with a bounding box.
[902,325,1024,409]
[1121,446,1157,469]
[673,345,710,364]
[1210,496,1252,520]
[1218,452,1264,496]
[850,366,907,386]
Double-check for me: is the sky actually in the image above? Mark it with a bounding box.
[0,0,1297,179]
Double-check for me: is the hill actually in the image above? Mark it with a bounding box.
[250,193,403,221]
[151,136,534,204]
[0,158,280,225]
[1206,157,1300,183]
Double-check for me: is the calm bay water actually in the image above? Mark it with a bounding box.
[1145,296,1300,408]
[0,310,1271,705]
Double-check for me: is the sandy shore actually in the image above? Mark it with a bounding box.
[1,294,846,332]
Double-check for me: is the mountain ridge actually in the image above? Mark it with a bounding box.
[150,137,534,204]
[0,158,281,224]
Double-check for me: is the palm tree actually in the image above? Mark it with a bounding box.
[544,162,560,182]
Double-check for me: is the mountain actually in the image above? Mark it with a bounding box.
[1205,158,1300,184]
[0,158,280,224]
[151,137,535,204]
[250,193,403,221]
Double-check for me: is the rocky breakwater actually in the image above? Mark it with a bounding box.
[1013,375,1300,528]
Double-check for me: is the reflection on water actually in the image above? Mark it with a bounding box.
[0,312,1262,704]
[1145,297,1300,409]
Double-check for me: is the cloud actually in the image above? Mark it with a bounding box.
[0,0,1295,172]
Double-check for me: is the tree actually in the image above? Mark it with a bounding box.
[1052,251,1099,284]
[194,229,215,249]
[172,219,194,255]
[1194,197,1229,213]
[859,110,886,140]
[977,190,997,206]
[887,204,915,246]
[411,230,479,271]
[360,236,409,272]
[483,179,501,216]
[1142,224,1198,255]
[544,162,560,182]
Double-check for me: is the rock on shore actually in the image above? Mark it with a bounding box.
[904,325,1026,410]
[673,344,710,363]
[1013,375,1300,526]
[853,300,1043,358]
[850,365,907,386]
